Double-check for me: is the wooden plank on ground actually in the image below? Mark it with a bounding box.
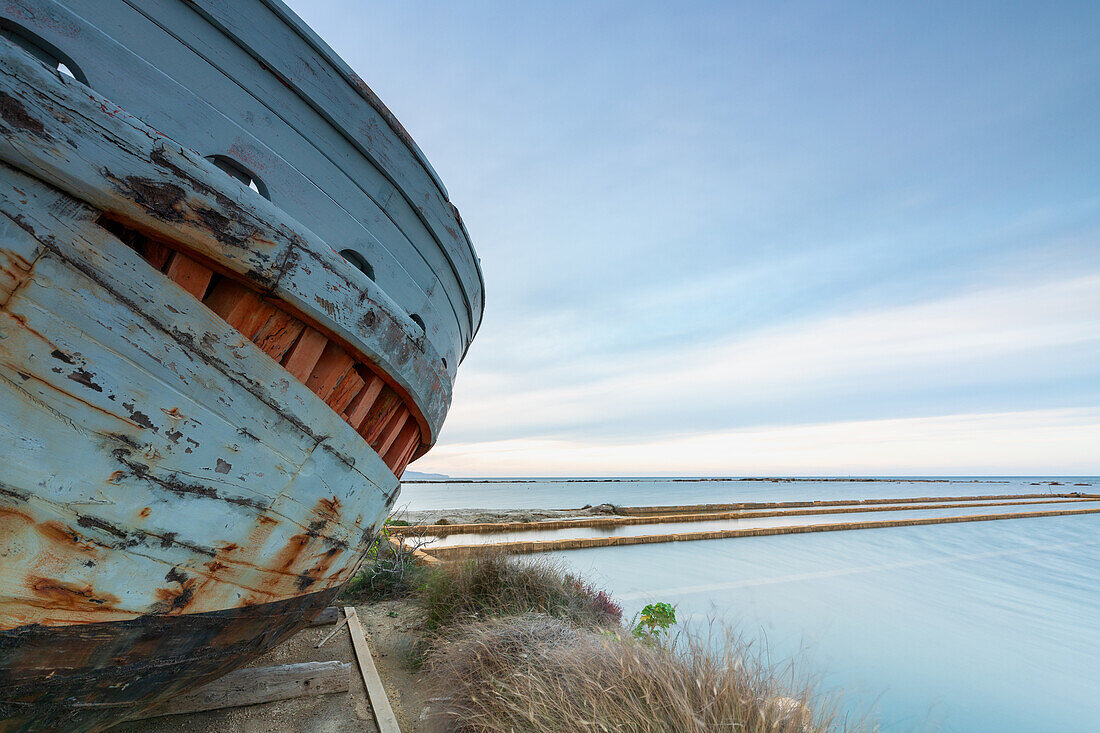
[345,607,401,733]
[136,661,350,719]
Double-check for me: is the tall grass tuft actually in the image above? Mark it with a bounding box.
[418,552,623,629]
[425,614,860,733]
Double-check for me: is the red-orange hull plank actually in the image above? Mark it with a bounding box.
[281,327,329,382]
[164,252,215,300]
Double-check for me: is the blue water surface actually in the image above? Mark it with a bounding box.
[397,478,1100,732]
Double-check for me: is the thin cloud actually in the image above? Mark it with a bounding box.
[441,272,1100,445]
[416,408,1100,476]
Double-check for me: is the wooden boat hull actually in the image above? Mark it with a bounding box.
[0,161,394,729]
[0,1,483,728]
[0,589,338,731]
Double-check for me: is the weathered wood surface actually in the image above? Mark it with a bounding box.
[309,606,340,626]
[0,33,450,441]
[134,661,351,719]
[106,219,424,477]
[0,149,392,731]
[189,0,484,319]
[0,162,395,627]
[0,3,488,727]
[345,607,401,733]
[425,506,1100,559]
[2,0,481,367]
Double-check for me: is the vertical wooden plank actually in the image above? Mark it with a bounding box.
[343,373,384,429]
[344,608,401,733]
[383,422,419,472]
[359,389,401,444]
[393,434,422,478]
[281,327,328,382]
[164,251,214,299]
[139,238,173,270]
[253,310,306,361]
[203,279,277,338]
[399,426,422,472]
[391,442,415,477]
[304,342,354,400]
[373,407,409,456]
[327,369,365,414]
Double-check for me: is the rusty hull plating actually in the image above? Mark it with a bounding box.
[0,2,481,729]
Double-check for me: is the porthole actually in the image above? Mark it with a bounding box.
[340,249,375,281]
[206,155,269,200]
[1,20,88,85]
[410,314,426,332]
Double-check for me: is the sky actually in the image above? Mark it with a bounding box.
[288,1,1100,476]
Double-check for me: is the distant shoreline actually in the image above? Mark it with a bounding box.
[402,476,1068,484]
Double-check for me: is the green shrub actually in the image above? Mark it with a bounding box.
[633,601,677,642]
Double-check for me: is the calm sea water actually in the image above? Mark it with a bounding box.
[398,477,1100,732]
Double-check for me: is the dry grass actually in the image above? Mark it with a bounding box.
[423,614,864,733]
[347,542,873,731]
[417,552,623,630]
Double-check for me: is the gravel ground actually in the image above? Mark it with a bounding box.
[115,599,425,733]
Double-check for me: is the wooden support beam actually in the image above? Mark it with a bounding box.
[373,408,409,456]
[253,310,306,361]
[281,326,328,382]
[345,607,401,733]
[343,373,384,429]
[308,606,340,626]
[203,278,277,338]
[164,251,214,300]
[305,342,354,400]
[139,238,173,270]
[328,369,366,414]
[360,390,402,444]
[134,661,350,719]
[393,428,422,477]
[383,422,419,472]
